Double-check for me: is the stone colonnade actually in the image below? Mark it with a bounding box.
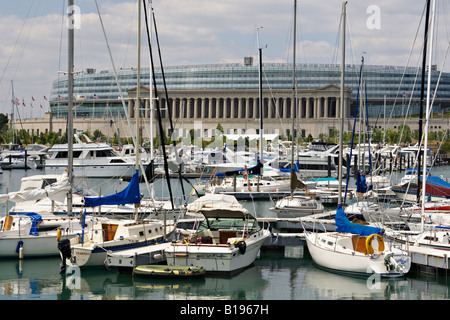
[127,84,351,122]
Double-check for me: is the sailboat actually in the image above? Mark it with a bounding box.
[304,1,411,277]
[58,0,179,271]
[386,0,450,254]
[270,1,322,218]
[0,3,103,258]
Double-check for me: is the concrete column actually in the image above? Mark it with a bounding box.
[305,98,310,118]
[200,98,205,118]
[324,97,329,118]
[128,98,133,118]
[336,98,341,119]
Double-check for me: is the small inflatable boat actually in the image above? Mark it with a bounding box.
[133,265,206,279]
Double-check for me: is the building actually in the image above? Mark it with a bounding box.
[17,60,450,141]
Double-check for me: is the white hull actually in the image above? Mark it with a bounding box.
[165,229,270,275]
[65,220,175,269]
[0,232,76,258]
[305,231,410,277]
[45,162,141,178]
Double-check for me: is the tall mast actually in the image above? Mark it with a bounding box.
[417,0,431,203]
[67,0,75,216]
[290,0,297,191]
[421,0,436,232]
[338,1,347,207]
[135,0,142,220]
[257,27,264,164]
[10,80,15,145]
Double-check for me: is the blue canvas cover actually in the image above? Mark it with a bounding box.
[335,205,382,236]
[18,212,42,236]
[84,170,141,207]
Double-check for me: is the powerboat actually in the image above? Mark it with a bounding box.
[165,194,271,275]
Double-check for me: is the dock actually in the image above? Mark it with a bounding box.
[406,244,450,276]
[105,242,170,272]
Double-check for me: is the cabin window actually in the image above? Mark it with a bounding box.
[139,231,144,237]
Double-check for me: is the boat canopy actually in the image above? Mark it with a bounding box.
[0,172,70,204]
[422,176,450,198]
[84,170,140,207]
[335,206,382,236]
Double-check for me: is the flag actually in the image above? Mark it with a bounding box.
[40,104,43,109]
[58,95,63,100]
[93,93,99,99]
[32,96,35,101]
[44,96,48,100]
[22,98,26,107]
[15,98,19,105]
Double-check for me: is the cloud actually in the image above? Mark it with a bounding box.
[0,0,448,119]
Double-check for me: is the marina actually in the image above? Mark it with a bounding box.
[1,0,450,309]
[0,164,448,301]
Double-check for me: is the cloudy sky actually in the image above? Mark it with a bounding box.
[0,0,448,119]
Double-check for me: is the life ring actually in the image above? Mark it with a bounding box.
[57,227,61,243]
[366,234,385,255]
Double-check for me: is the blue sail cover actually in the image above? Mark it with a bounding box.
[18,212,42,236]
[335,205,382,236]
[356,171,372,193]
[84,170,141,207]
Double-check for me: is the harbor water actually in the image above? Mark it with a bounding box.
[0,167,450,301]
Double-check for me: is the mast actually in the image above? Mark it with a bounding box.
[417,0,431,203]
[290,0,297,192]
[135,0,142,220]
[257,27,264,164]
[10,80,15,145]
[338,1,347,207]
[67,0,75,216]
[421,0,436,232]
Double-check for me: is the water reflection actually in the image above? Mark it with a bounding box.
[0,250,449,300]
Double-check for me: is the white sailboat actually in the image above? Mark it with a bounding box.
[304,1,411,278]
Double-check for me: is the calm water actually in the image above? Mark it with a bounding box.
[0,166,449,301]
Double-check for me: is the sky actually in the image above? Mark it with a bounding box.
[0,0,449,119]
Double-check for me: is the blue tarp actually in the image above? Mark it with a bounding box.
[84,170,141,207]
[18,212,42,236]
[279,160,300,173]
[335,205,382,236]
[356,171,372,193]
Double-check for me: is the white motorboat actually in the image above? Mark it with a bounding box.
[165,194,271,275]
[8,172,178,217]
[45,134,147,178]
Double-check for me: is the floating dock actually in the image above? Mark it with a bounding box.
[406,245,450,276]
[105,242,170,272]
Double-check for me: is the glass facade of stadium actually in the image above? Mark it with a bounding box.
[50,61,450,121]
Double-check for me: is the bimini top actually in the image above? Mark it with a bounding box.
[187,194,252,219]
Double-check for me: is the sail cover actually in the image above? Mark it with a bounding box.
[422,176,450,198]
[335,205,382,236]
[84,170,140,207]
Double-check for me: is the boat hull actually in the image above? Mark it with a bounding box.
[0,233,76,258]
[45,162,142,178]
[165,229,271,275]
[305,231,410,277]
